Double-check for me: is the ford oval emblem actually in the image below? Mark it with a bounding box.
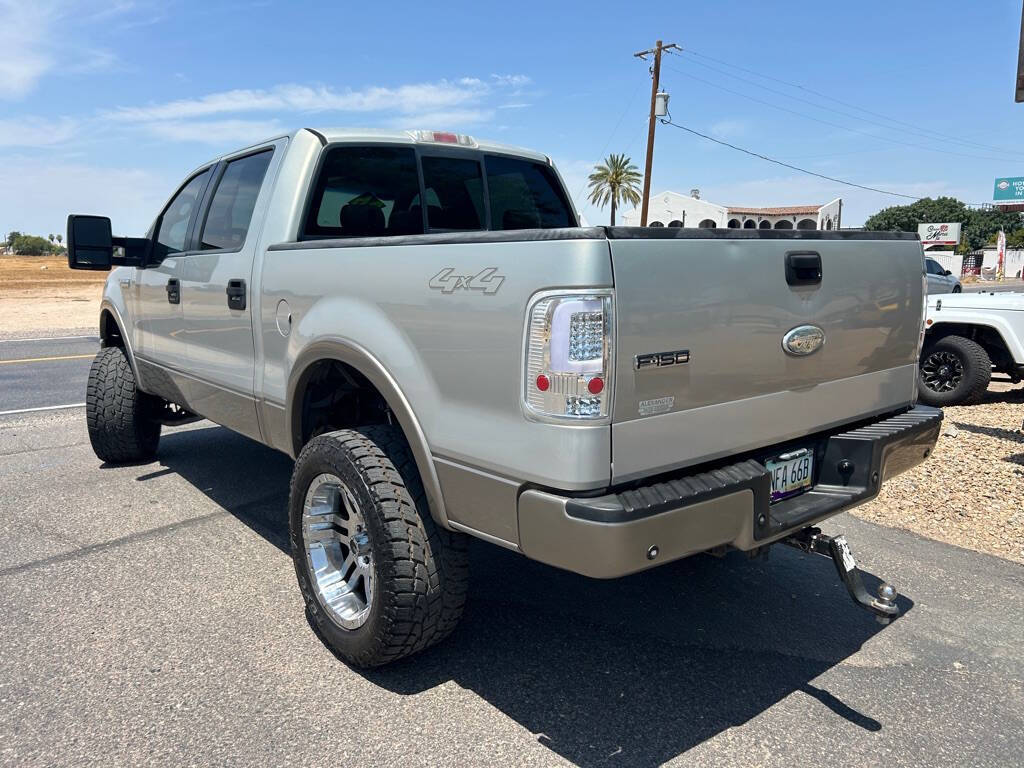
[782,325,825,356]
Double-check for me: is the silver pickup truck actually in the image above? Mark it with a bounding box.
[68,128,941,667]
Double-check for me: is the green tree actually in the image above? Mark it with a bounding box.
[56,234,63,247]
[11,234,56,255]
[6,230,22,246]
[587,153,642,226]
[864,197,1023,252]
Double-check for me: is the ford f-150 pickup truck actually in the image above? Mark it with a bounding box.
[68,128,941,667]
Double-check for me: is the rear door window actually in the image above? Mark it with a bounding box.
[303,146,422,238]
[485,155,575,230]
[199,149,274,251]
[420,156,485,231]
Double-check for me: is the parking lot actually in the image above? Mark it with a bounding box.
[1,335,1022,767]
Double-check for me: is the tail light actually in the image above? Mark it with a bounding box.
[524,291,613,420]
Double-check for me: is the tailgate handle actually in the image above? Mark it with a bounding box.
[785,251,822,286]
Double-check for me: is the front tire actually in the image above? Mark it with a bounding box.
[918,335,991,406]
[86,346,161,463]
[289,426,469,667]
[952,285,962,293]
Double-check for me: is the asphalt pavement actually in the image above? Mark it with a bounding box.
[962,281,1023,293]
[0,335,97,413]
[0,337,1022,767]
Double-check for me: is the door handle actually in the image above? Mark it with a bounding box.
[166,278,180,305]
[785,251,822,286]
[226,279,247,310]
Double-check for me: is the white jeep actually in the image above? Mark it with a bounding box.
[919,291,1024,406]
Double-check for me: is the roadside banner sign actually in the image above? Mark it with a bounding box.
[918,222,961,248]
[997,230,1006,281]
[994,177,1024,201]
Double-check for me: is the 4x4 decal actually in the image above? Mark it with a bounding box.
[429,267,505,295]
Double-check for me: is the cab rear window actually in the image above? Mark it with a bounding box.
[485,155,574,230]
[301,145,575,239]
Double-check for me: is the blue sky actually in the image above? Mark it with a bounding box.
[2,0,1023,237]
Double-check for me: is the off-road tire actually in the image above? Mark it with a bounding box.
[86,346,161,463]
[289,426,469,667]
[918,334,991,407]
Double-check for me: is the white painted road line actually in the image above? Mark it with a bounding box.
[0,403,86,416]
[0,335,97,343]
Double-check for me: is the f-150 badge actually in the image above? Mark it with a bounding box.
[429,267,505,295]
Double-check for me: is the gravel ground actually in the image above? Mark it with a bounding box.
[855,380,1024,564]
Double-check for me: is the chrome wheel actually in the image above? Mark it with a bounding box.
[302,473,374,630]
[921,350,963,393]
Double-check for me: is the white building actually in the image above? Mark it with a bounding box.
[621,190,843,230]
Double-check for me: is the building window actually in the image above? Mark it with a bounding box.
[743,219,756,229]
[698,219,716,229]
[727,218,741,228]
[649,220,665,227]
[796,218,817,230]
[758,220,771,229]
[774,220,793,229]
[668,219,684,227]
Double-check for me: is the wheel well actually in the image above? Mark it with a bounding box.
[925,323,1011,371]
[99,309,125,349]
[294,359,392,451]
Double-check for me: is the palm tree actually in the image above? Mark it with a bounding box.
[587,153,642,226]
[48,234,55,244]
[56,234,62,246]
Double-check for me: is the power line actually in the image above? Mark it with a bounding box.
[665,49,1024,159]
[658,118,923,199]
[573,79,645,205]
[672,48,1024,157]
[658,61,1017,164]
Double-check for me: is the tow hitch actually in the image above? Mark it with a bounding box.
[783,527,899,624]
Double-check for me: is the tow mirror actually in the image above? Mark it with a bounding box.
[66,215,113,270]
[66,214,151,270]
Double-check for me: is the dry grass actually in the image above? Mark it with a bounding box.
[0,254,104,334]
[855,381,1024,564]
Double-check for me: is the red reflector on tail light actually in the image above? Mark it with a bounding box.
[536,374,550,391]
[587,377,604,395]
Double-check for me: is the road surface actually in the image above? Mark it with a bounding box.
[0,336,1021,767]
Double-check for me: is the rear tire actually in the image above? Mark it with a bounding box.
[86,346,161,463]
[918,335,991,406]
[952,285,962,293]
[289,426,469,667]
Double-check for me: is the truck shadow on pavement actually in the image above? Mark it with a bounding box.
[156,424,909,768]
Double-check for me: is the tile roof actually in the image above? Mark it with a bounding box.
[726,205,823,215]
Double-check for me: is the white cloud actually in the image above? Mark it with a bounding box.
[0,158,172,237]
[709,119,747,138]
[499,103,531,110]
[491,74,531,88]
[108,80,494,122]
[389,109,495,130]
[0,116,79,147]
[0,1,55,98]
[142,118,286,145]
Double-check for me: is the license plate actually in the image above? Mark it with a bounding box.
[766,448,813,503]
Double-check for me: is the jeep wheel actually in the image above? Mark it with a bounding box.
[918,335,991,406]
[86,346,161,463]
[289,426,469,667]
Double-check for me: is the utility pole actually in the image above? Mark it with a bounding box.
[634,40,679,225]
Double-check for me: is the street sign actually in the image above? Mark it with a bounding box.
[994,177,1024,201]
[918,222,961,247]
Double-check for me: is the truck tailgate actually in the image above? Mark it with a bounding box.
[608,229,923,483]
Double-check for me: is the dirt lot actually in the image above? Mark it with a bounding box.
[0,254,103,335]
[855,381,1024,564]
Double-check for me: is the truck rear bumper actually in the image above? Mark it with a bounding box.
[517,405,942,578]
